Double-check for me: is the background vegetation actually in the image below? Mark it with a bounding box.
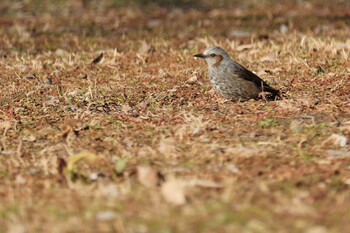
[0,0,350,232]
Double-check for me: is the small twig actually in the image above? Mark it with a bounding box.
[16,139,22,157]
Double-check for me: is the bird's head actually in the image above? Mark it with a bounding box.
[194,46,230,67]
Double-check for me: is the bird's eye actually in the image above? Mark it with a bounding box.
[210,53,216,57]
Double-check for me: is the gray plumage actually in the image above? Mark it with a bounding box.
[194,46,279,101]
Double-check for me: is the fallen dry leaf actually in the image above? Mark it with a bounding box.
[0,120,11,135]
[67,151,97,171]
[186,75,198,84]
[290,119,304,133]
[158,137,177,156]
[161,178,186,205]
[137,165,161,188]
[188,179,224,189]
[0,120,11,129]
[138,40,153,55]
[322,134,348,148]
[226,146,266,158]
[91,52,104,64]
[96,211,117,221]
[325,150,350,158]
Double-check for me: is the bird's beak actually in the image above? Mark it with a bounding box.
[194,54,206,58]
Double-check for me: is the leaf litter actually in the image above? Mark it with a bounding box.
[1,0,350,232]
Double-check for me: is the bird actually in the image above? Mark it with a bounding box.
[194,46,280,101]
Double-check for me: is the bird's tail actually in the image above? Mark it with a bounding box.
[261,84,281,100]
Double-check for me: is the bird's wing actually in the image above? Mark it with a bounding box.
[234,63,279,94]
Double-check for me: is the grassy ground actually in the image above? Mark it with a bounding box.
[1,0,350,232]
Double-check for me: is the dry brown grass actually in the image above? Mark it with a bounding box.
[1,0,350,232]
